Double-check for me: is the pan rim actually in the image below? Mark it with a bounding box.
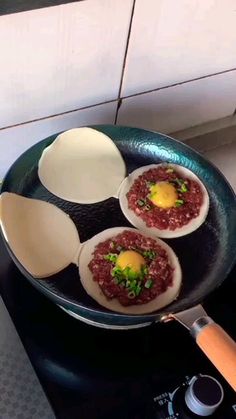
[1,124,236,323]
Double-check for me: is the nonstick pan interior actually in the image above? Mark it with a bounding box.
[1,125,236,326]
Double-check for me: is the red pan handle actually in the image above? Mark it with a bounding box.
[195,319,236,391]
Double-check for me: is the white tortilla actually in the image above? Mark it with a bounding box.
[0,193,80,278]
[38,127,126,204]
[118,164,209,239]
[78,227,182,314]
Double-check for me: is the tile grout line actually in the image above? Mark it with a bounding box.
[114,0,136,124]
[121,67,236,100]
[1,67,236,132]
[0,99,117,132]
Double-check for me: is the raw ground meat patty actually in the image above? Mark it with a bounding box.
[88,230,173,306]
[126,166,203,230]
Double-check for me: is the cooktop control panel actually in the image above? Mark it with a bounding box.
[148,374,236,419]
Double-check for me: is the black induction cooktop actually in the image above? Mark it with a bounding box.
[0,237,235,419]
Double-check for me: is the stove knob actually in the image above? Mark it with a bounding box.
[185,374,224,416]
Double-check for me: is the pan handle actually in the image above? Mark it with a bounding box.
[172,305,236,391]
[193,318,236,391]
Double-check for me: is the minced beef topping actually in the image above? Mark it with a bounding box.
[88,230,173,306]
[126,166,203,230]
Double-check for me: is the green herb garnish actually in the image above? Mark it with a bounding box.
[147,181,156,187]
[116,245,124,252]
[111,262,149,297]
[148,193,155,200]
[104,253,118,263]
[142,266,149,275]
[126,280,131,288]
[137,199,146,207]
[180,182,188,193]
[111,266,122,277]
[129,269,139,280]
[140,265,149,279]
[144,204,151,211]
[171,178,188,193]
[128,291,136,299]
[176,178,184,187]
[143,250,156,260]
[175,199,184,207]
[135,285,142,296]
[144,279,153,289]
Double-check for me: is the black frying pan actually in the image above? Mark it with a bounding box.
[1,125,236,389]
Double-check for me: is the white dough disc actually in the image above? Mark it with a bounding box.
[38,127,126,204]
[78,227,182,314]
[0,193,80,278]
[119,164,209,239]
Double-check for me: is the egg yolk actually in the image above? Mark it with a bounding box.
[116,250,145,273]
[149,182,177,209]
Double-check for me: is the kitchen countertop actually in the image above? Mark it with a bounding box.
[204,140,236,193]
[180,122,236,193]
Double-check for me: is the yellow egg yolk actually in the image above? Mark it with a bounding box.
[116,250,145,273]
[149,182,178,209]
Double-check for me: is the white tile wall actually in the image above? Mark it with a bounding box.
[0,0,133,128]
[0,101,117,179]
[117,71,236,133]
[122,0,236,97]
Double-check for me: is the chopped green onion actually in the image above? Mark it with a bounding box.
[116,245,123,252]
[143,266,149,275]
[144,204,151,211]
[111,266,122,277]
[144,279,153,289]
[147,181,156,187]
[176,178,184,186]
[137,199,146,207]
[175,199,184,207]
[118,277,125,287]
[135,285,142,296]
[129,280,137,290]
[138,265,148,280]
[170,177,188,193]
[104,253,118,263]
[123,266,131,278]
[143,250,156,260]
[171,178,183,187]
[180,183,188,193]
[176,181,188,193]
[128,291,136,299]
[128,269,139,280]
[119,266,137,281]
